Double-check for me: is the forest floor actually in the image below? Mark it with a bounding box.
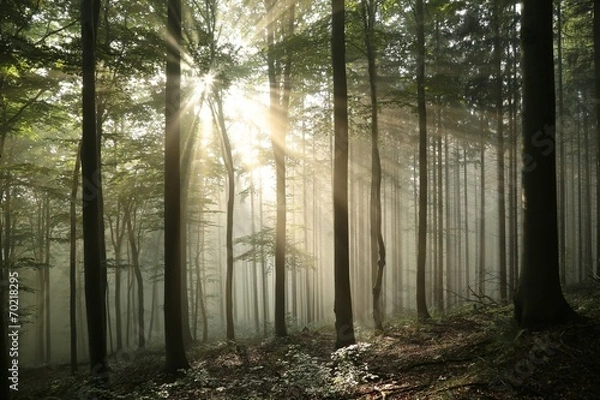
[17,281,600,400]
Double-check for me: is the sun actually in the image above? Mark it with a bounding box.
[190,71,216,101]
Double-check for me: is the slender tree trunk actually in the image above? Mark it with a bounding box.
[583,114,592,278]
[494,1,507,302]
[126,208,145,349]
[250,179,261,334]
[147,233,162,343]
[514,0,574,327]
[165,0,189,373]
[70,142,81,373]
[332,0,356,347]
[478,116,486,295]
[557,0,567,284]
[436,112,443,311]
[265,0,294,337]
[195,221,208,343]
[415,0,430,321]
[108,202,125,352]
[211,93,236,341]
[463,150,470,292]
[259,177,268,336]
[361,0,386,331]
[44,196,51,362]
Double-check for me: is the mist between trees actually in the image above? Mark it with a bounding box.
[0,0,598,388]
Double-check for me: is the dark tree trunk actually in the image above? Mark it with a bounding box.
[126,208,145,349]
[478,116,486,295]
[70,142,81,374]
[43,197,51,362]
[494,0,507,302]
[211,93,236,341]
[557,0,567,284]
[361,0,386,332]
[165,0,189,373]
[81,0,108,380]
[108,201,126,352]
[594,0,600,277]
[513,0,574,328]
[332,0,356,348]
[265,0,294,338]
[415,0,430,321]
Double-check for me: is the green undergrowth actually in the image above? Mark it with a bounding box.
[17,281,600,400]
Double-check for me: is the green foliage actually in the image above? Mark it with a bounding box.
[330,343,379,390]
[234,226,315,272]
[273,344,334,397]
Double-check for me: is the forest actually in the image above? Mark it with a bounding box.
[2,0,600,398]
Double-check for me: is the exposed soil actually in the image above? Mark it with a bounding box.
[16,282,600,400]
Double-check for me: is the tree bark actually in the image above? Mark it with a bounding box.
[494,0,507,302]
[513,0,574,328]
[594,0,600,277]
[332,0,356,348]
[478,116,486,295]
[361,0,386,332]
[165,0,189,373]
[70,142,81,373]
[126,207,145,349]
[81,0,108,379]
[211,93,236,341]
[415,0,430,321]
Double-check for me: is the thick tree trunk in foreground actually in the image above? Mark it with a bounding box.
[513,0,574,328]
[594,0,600,277]
[81,0,108,379]
[165,0,190,373]
[332,0,356,348]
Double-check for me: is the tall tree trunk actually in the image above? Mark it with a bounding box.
[147,232,162,343]
[415,0,430,321]
[265,0,294,338]
[126,208,145,349]
[108,202,125,352]
[514,0,574,327]
[594,0,600,277]
[250,179,261,334]
[211,93,236,341]
[70,142,81,373]
[259,177,269,336]
[436,112,443,311]
[462,150,470,292]
[583,113,592,278]
[361,0,386,331]
[332,0,356,347]
[557,0,567,284]
[44,196,51,362]
[478,115,487,295]
[194,221,209,343]
[494,0,507,302]
[165,0,189,373]
[81,0,108,379]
